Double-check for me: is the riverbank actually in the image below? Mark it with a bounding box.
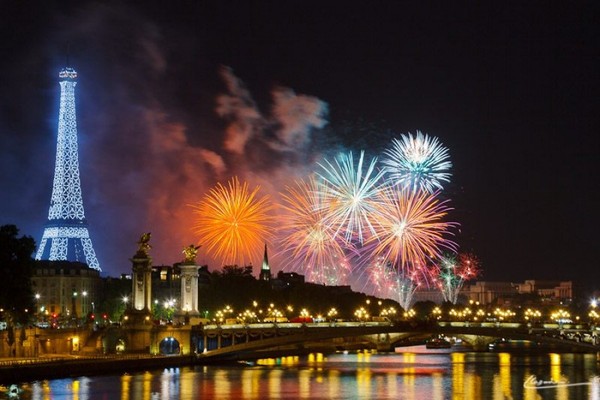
[0,354,194,384]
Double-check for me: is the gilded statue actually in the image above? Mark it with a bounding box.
[183,244,201,263]
[137,232,152,255]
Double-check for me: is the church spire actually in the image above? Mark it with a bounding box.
[259,243,271,281]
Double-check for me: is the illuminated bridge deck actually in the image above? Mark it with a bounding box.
[195,321,600,361]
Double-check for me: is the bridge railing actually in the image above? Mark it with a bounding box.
[200,320,598,337]
[436,320,592,331]
[202,321,394,330]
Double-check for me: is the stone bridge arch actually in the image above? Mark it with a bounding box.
[99,325,194,355]
[100,327,129,354]
[195,321,600,361]
[359,332,425,351]
[151,327,192,355]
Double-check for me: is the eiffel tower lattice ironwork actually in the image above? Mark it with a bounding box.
[36,67,101,271]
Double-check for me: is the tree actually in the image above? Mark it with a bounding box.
[97,277,131,322]
[0,224,36,324]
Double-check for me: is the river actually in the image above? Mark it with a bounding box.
[4,350,600,399]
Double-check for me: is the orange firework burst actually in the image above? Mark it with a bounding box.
[363,186,457,271]
[191,177,273,267]
[278,176,352,285]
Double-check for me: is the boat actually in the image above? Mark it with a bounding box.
[425,338,452,349]
[394,337,471,354]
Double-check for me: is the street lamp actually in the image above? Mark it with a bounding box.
[82,291,88,316]
[524,308,541,323]
[327,307,338,322]
[354,307,369,322]
[72,292,78,320]
[551,309,571,330]
[34,293,40,317]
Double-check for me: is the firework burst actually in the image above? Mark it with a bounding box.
[278,176,352,285]
[432,252,481,304]
[363,185,457,272]
[316,150,385,244]
[382,131,452,193]
[367,257,397,297]
[391,267,427,311]
[367,257,427,310]
[191,177,273,267]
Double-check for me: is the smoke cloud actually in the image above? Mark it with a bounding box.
[0,3,332,276]
[270,87,328,151]
[54,5,327,274]
[215,66,263,155]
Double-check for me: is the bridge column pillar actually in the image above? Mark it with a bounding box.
[463,335,495,351]
[203,335,207,352]
[179,263,200,315]
[217,333,222,349]
[376,333,392,352]
[131,254,152,313]
[125,240,153,324]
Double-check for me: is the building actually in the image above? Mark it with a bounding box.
[271,271,305,290]
[461,280,573,306]
[514,280,573,304]
[151,264,180,302]
[461,281,518,305]
[31,260,101,318]
[412,288,445,305]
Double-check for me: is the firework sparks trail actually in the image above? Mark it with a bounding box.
[363,185,458,273]
[367,257,427,310]
[278,176,352,285]
[432,253,481,304]
[382,131,452,193]
[316,150,385,245]
[392,267,425,311]
[306,260,351,286]
[367,257,396,297]
[191,177,273,267]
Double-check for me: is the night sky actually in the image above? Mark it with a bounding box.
[0,2,598,291]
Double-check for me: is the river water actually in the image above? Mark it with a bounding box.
[6,351,600,399]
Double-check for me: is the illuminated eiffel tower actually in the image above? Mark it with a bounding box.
[36,67,101,271]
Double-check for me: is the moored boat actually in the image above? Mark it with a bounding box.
[425,338,452,349]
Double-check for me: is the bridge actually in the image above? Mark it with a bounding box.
[194,320,600,361]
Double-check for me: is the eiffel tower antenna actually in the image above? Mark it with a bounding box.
[36,66,101,271]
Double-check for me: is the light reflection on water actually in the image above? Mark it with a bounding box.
[11,351,600,399]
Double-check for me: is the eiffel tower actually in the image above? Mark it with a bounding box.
[36,67,101,271]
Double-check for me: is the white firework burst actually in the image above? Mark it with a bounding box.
[382,131,452,193]
[316,150,385,244]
